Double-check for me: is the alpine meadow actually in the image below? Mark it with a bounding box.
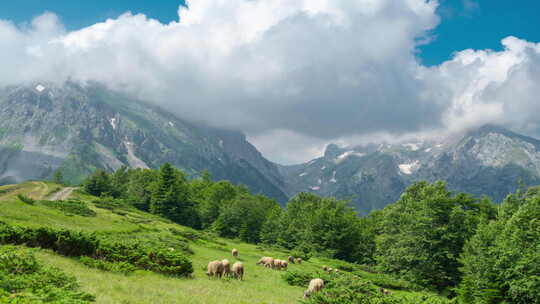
[1,0,540,303]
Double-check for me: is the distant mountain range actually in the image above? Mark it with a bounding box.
[280,124,540,213]
[2,82,539,213]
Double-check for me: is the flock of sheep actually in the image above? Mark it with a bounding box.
[206,248,244,280]
[205,248,325,298]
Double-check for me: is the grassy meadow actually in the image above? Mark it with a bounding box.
[0,182,445,303]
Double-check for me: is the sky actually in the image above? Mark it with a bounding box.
[0,0,539,164]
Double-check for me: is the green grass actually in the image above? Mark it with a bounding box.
[0,182,448,303]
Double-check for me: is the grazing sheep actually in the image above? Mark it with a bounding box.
[273,259,282,270]
[280,260,288,270]
[257,257,274,268]
[328,267,333,273]
[334,269,340,273]
[232,248,239,257]
[380,288,392,295]
[206,260,224,278]
[231,262,244,280]
[322,266,328,271]
[288,256,295,264]
[222,259,231,277]
[304,278,324,298]
[296,257,302,264]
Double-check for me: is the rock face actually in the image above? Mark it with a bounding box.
[0,82,288,202]
[280,125,540,213]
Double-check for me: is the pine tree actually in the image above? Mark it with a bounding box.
[150,163,177,216]
[53,169,64,185]
[83,169,111,196]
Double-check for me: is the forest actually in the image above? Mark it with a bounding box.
[75,163,540,303]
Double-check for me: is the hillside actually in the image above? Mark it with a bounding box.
[0,182,445,303]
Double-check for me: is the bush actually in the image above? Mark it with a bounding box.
[282,270,338,287]
[300,274,451,304]
[39,200,97,217]
[291,248,313,261]
[0,223,99,257]
[17,194,35,205]
[79,256,137,274]
[353,270,421,291]
[0,222,194,277]
[0,246,95,303]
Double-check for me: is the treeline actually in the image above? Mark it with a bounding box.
[83,165,540,302]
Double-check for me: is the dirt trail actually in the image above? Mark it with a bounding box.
[48,187,76,201]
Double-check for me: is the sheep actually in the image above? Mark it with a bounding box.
[232,248,239,257]
[328,267,333,273]
[280,260,288,270]
[206,260,224,278]
[288,256,295,264]
[334,269,340,273]
[322,266,328,271]
[296,257,302,264]
[257,257,274,268]
[222,259,231,277]
[231,262,244,280]
[380,288,392,295]
[304,278,324,298]
[273,259,282,270]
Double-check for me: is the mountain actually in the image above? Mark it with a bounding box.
[280,124,540,213]
[0,82,288,202]
[2,82,540,213]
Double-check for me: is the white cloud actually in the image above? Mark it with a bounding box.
[0,0,539,164]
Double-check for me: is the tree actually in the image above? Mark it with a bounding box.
[374,181,491,290]
[150,163,200,228]
[53,169,64,185]
[213,194,279,243]
[197,180,237,228]
[458,186,540,304]
[83,169,112,196]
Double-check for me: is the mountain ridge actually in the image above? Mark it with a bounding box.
[2,81,540,212]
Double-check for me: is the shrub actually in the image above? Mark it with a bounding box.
[0,246,95,303]
[282,270,338,287]
[291,248,313,261]
[79,256,137,274]
[353,270,421,291]
[17,194,35,205]
[39,200,97,217]
[0,222,193,277]
[301,274,451,304]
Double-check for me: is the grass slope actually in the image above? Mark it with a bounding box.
[0,182,445,304]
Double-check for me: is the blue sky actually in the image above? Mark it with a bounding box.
[0,1,538,66]
[419,0,540,65]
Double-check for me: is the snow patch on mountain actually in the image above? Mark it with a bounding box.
[398,161,420,175]
[330,171,337,183]
[403,143,421,151]
[110,118,117,130]
[335,151,365,163]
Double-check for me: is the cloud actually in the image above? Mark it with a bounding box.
[420,36,540,134]
[0,0,539,164]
